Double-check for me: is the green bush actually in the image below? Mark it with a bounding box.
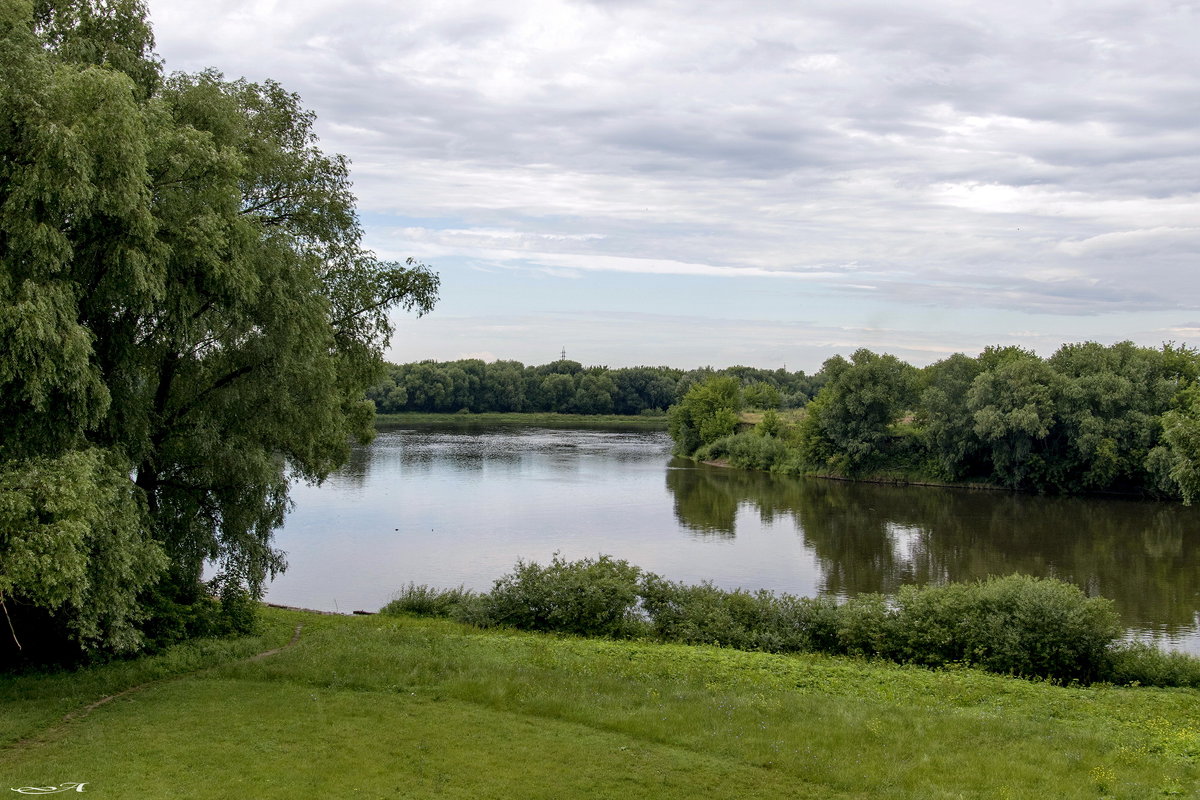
[640,578,765,649]
[214,582,259,637]
[892,575,1121,682]
[140,579,261,650]
[1104,641,1200,688]
[788,594,843,653]
[757,409,783,438]
[639,576,845,654]
[382,584,478,618]
[385,559,1187,686]
[833,594,894,658]
[728,434,791,471]
[479,555,647,638]
[888,581,976,667]
[697,433,791,471]
[668,377,742,456]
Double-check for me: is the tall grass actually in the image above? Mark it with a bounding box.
[382,583,479,618]
[1106,641,1200,688]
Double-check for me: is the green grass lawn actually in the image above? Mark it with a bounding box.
[3,608,1198,798]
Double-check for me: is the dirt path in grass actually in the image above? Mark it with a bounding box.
[2,624,304,758]
[65,624,304,722]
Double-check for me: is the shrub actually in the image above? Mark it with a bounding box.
[693,437,728,463]
[1104,641,1200,688]
[888,581,977,667]
[479,555,646,638]
[757,409,783,438]
[697,432,790,471]
[140,579,260,650]
[214,582,259,637]
[383,558,1182,686]
[788,595,843,653]
[640,577,764,649]
[752,593,851,654]
[726,434,791,472]
[640,576,845,654]
[892,575,1121,682]
[668,377,742,456]
[833,593,894,658]
[382,584,478,618]
[639,571,1124,681]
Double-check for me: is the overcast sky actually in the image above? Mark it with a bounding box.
[147,0,1200,372]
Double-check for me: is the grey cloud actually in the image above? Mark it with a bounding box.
[149,0,1200,324]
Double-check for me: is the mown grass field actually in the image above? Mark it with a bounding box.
[2,607,1198,798]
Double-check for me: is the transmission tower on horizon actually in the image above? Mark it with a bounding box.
[560,346,566,361]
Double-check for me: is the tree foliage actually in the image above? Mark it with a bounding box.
[667,376,742,456]
[368,359,820,416]
[668,341,1200,501]
[967,351,1063,489]
[1047,341,1176,492]
[1153,385,1200,505]
[917,353,985,479]
[0,449,165,653]
[1,0,437,659]
[798,350,919,476]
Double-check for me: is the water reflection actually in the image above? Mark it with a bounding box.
[667,461,1200,641]
[270,425,1200,652]
[665,463,738,537]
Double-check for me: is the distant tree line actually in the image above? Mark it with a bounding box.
[368,359,823,416]
[671,341,1200,502]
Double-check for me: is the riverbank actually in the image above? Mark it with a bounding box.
[375,411,669,429]
[700,455,1012,492]
[3,607,1197,797]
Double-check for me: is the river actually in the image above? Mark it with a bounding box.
[265,422,1200,652]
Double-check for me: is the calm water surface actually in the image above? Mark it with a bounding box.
[266,423,1200,652]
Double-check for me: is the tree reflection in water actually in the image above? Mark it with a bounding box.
[666,461,1200,637]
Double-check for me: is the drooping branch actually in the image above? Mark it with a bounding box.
[0,592,21,651]
[163,359,269,431]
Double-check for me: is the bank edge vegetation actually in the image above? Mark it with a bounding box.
[668,342,1200,503]
[388,554,1200,689]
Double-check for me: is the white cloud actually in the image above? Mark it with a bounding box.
[1057,227,1200,257]
[146,0,1200,364]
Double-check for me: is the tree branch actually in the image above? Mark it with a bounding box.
[164,360,269,430]
[1,593,21,652]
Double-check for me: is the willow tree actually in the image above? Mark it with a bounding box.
[0,0,437,658]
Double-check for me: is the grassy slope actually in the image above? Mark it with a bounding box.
[2,608,1198,798]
